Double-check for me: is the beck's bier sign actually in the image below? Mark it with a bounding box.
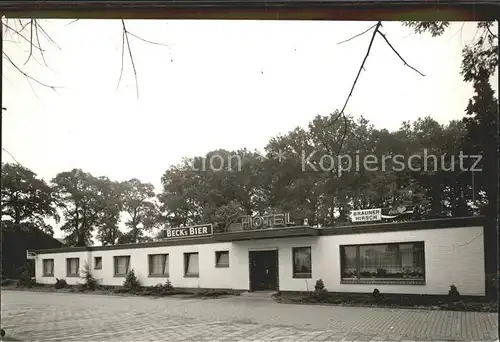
[350,208,382,223]
[165,224,213,238]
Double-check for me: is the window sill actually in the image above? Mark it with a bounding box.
[114,274,127,277]
[341,279,426,285]
[184,273,199,278]
[149,274,170,278]
[66,275,79,278]
[215,264,229,268]
[42,274,54,277]
[94,267,102,270]
[293,274,312,279]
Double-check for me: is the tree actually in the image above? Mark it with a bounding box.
[95,178,124,246]
[52,169,107,246]
[118,179,159,244]
[1,162,59,235]
[404,20,498,299]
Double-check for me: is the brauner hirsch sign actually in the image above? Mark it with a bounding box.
[165,224,213,238]
[350,208,382,223]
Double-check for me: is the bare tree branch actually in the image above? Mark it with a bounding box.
[2,52,59,91]
[119,20,140,98]
[377,30,426,77]
[116,20,172,98]
[65,19,80,27]
[337,23,378,45]
[331,22,426,153]
[2,148,22,165]
[116,28,126,91]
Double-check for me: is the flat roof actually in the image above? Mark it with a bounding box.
[35,216,484,254]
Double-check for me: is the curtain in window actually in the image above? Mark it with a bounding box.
[186,253,199,274]
[217,252,229,266]
[115,256,130,275]
[43,260,54,275]
[150,254,168,275]
[293,248,311,273]
[67,258,79,275]
[341,246,357,278]
[163,254,169,274]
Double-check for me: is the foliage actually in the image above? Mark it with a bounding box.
[372,288,382,302]
[54,278,68,289]
[448,284,460,302]
[1,163,59,235]
[275,291,498,312]
[16,263,35,288]
[80,262,98,291]
[148,279,175,295]
[123,269,141,292]
[118,179,159,244]
[404,20,498,299]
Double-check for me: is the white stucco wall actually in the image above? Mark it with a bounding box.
[35,225,485,296]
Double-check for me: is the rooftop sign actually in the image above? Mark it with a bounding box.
[241,213,294,230]
[350,209,382,223]
[165,224,213,238]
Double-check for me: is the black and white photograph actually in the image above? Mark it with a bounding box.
[1,1,498,341]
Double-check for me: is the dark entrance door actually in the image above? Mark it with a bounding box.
[249,250,278,291]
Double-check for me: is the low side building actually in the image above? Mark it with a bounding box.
[34,216,485,296]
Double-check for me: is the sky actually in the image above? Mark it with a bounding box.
[2,20,498,239]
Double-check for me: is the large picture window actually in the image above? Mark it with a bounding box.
[66,258,80,277]
[149,254,169,276]
[340,242,425,284]
[184,252,199,277]
[292,247,312,278]
[114,256,131,277]
[43,259,54,277]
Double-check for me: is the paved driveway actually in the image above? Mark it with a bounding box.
[1,290,498,341]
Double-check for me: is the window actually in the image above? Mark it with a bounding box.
[43,259,54,277]
[292,247,312,278]
[66,258,80,277]
[184,252,199,277]
[94,257,102,270]
[114,256,131,277]
[340,242,425,284]
[215,251,229,268]
[149,254,169,276]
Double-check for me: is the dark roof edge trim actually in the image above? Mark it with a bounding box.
[36,216,484,254]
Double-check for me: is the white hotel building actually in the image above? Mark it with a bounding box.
[35,216,486,296]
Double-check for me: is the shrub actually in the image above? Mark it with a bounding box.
[150,279,175,296]
[1,278,15,286]
[17,269,35,288]
[80,263,98,291]
[372,288,382,302]
[123,269,141,293]
[54,278,68,289]
[448,284,460,302]
[314,279,325,292]
[313,279,328,300]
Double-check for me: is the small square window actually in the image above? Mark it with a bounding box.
[94,257,102,269]
[215,251,229,268]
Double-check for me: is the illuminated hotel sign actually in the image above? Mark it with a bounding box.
[165,224,213,238]
[241,213,294,230]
